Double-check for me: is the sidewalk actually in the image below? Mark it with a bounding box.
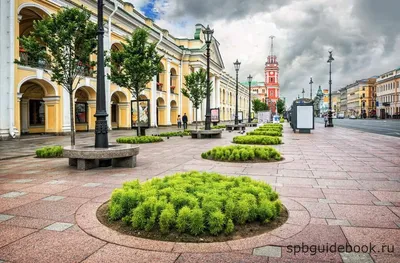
[0,123,399,262]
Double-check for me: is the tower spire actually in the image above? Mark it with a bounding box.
[269,35,275,57]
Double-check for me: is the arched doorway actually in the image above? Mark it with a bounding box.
[18,6,49,67]
[74,86,96,132]
[156,97,166,126]
[19,79,58,134]
[170,100,178,125]
[111,91,128,129]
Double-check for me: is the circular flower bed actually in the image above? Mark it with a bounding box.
[116,136,163,144]
[247,130,282,137]
[201,145,282,162]
[233,135,282,145]
[36,146,63,158]
[159,131,190,137]
[107,172,283,238]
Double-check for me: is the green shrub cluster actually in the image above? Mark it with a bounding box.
[108,171,282,236]
[280,117,285,123]
[116,136,163,144]
[233,135,282,145]
[35,146,63,158]
[159,131,190,137]
[259,124,283,131]
[201,145,282,162]
[211,125,226,129]
[247,130,282,137]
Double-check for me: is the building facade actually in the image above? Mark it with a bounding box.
[0,0,251,140]
[339,87,347,117]
[376,68,400,119]
[345,78,376,118]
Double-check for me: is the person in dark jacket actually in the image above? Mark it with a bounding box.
[182,113,188,130]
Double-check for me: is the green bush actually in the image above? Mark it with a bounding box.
[116,136,163,144]
[233,135,282,145]
[247,130,282,137]
[280,117,285,123]
[202,145,282,162]
[35,146,63,158]
[108,171,282,236]
[159,131,190,137]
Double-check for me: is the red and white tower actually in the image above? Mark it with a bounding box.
[265,36,280,114]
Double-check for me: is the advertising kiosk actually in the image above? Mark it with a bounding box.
[291,98,314,133]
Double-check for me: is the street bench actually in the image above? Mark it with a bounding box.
[226,124,246,131]
[190,129,222,139]
[63,144,139,170]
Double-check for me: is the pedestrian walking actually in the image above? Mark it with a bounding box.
[177,115,182,129]
[182,113,188,130]
[324,114,328,127]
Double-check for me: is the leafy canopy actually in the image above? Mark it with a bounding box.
[107,28,163,98]
[16,7,97,91]
[252,99,269,113]
[181,68,212,110]
[276,98,285,115]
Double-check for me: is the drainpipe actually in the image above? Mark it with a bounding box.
[153,31,163,128]
[106,1,118,130]
[179,49,186,117]
[9,0,16,138]
[108,1,118,43]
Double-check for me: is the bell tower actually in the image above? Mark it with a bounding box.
[265,36,280,114]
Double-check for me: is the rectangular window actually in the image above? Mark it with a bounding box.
[75,102,87,123]
[29,100,45,125]
[362,93,365,98]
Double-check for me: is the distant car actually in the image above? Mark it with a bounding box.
[337,113,345,119]
[349,115,356,119]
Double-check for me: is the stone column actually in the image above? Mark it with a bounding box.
[118,102,130,128]
[216,76,221,109]
[43,96,60,133]
[166,58,171,125]
[210,75,216,109]
[20,99,29,134]
[62,88,71,134]
[87,100,96,131]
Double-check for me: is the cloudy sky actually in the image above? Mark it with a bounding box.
[129,0,400,103]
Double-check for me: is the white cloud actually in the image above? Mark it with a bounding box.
[151,0,400,103]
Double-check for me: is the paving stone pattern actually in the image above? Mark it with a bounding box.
[0,123,399,262]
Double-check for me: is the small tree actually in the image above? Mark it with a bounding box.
[181,69,212,130]
[108,28,163,136]
[252,99,269,113]
[276,98,285,115]
[15,7,97,145]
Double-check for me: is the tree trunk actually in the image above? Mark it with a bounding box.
[195,107,198,130]
[69,89,75,146]
[136,92,141,137]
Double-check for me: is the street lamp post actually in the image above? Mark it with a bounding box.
[309,77,313,99]
[302,88,305,98]
[327,50,334,127]
[203,25,214,130]
[247,74,253,123]
[234,59,241,125]
[94,0,108,148]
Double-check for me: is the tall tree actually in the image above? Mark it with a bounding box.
[15,7,97,146]
[108,28,163,136]
[252,99,269,113]
[276,98,285,115]
[181,69,212,130]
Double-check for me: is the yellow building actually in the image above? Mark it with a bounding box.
[346,78,376,118]
[0,0,251,139]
